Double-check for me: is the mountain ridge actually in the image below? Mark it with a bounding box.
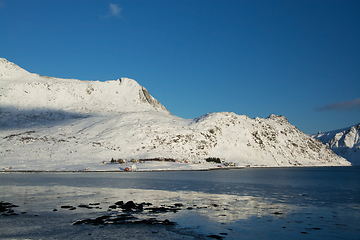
[0,58,350,170]
[0,58,169,124]
[311,123,360,165]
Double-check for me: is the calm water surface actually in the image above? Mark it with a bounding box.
[1,167,359,239]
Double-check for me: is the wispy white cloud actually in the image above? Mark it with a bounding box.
[109,3,122,17]
[315,98,360,112]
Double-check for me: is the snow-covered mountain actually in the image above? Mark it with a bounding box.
[0,58,169,123]
[0,58,350,171]
[311,123,360,165]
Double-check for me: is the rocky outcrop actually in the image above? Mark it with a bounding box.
[139,86,169,113]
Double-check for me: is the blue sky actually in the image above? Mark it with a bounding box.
[1,0,359,134]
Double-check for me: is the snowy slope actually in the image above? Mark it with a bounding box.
[0,58,35,79]
[311,123,360,165]
[0,58,350,171]
[0,58,169,126]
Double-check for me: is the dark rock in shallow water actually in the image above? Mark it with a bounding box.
[73,215,114,225]
[133,218,175,225]
[0,201,19,212]
[110,214,137,223]
[122,201,137,210]
[59,205,76,210]
[145,206,179,213]
[73,214,175,226]
[207,234,224,239]
[162,219,175,225]
[78,204,93,209]
[111,201,180,212]
[61,205,74,209]
[70,200,185,229]
[119,201,144,211]
[312,227,321,230]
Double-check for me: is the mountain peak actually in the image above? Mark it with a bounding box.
[0,60,170,121]
[0,58,33,78]
[312,123,360,165]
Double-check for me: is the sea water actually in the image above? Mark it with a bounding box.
[1,167,359,239]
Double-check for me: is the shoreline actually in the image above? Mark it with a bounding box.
[1,165,354,173]
[0,167,242,173]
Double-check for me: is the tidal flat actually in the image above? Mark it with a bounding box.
[1,167,359,239]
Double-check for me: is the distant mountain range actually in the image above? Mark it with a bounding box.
[311,123,359,165]
[0,58,351,170]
